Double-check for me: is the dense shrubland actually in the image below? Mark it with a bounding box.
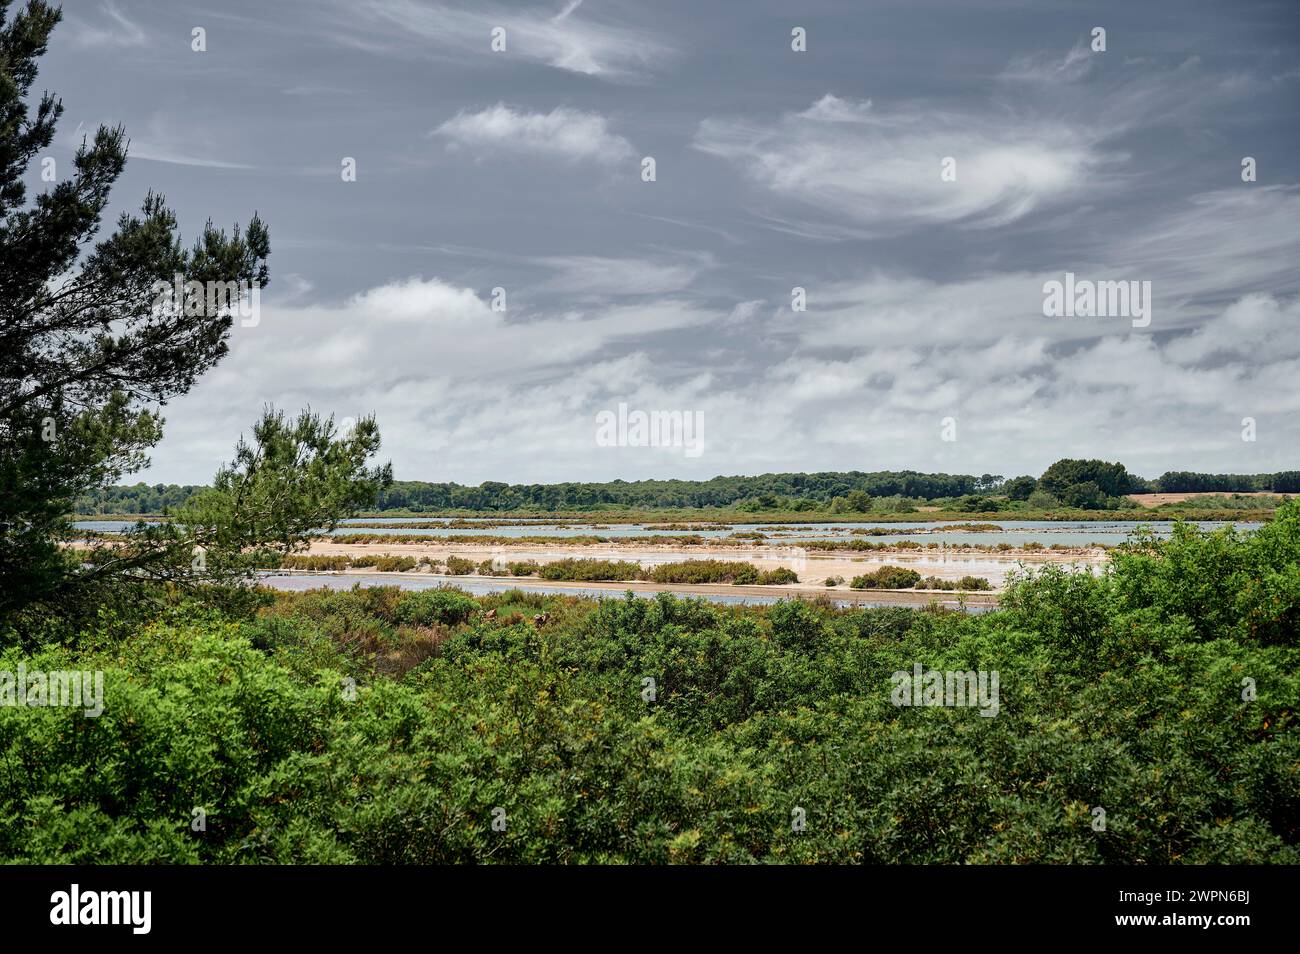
[1,506,1296,863]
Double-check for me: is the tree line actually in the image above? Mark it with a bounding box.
[75,461,1300,514]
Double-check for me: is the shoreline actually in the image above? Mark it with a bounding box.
[261,568,1002,609]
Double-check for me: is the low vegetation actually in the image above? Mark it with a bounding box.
[2,505,1296,862]
[851,566,923,589]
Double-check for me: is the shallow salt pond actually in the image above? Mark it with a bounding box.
[73,517,1253,548]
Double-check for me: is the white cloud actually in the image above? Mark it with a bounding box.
[1165,294,1300,365]
[327,0,673,80]
[142,277,723,483]
[140,280,1300,486]
[434,104,634,165]
[799,94,875,123]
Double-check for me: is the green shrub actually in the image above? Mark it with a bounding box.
[850,566,922,589]
[444,555,476,575]
[642,560,755,584]
[539,558,642,582]
[394,589,479,627]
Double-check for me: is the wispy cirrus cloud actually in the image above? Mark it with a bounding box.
[124,115,257,170]
[694,48,1252,238]
[64,0,147,49]
[320,0,673,80]
[539,253,711,296]
[694,93,1100,235]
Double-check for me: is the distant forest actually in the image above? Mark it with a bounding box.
[74,460,1300,514]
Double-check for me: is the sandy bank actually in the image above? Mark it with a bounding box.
[267,568,1001,608]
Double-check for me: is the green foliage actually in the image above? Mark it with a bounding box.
[444,556,476,576]
[1004,476,1037,501]
[1158,471,1300,494]
[1,503,1298,864]
[0,2,272,617]
[393,589,479,627]
[1109,509,1300,646]
[0,8,391,631]
[1035,458,1149,510]
[77,469,995,513]
[644,560,760,584]
[851,566,923,589]
[914,575,994,591]
[538,558,642,582]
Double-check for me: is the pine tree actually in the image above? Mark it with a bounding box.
[0,2,388,622]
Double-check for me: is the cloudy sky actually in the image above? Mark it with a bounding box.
[38,0,1300,484]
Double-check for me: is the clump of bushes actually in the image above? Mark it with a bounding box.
[824,575,845,587]
[351,555,418,572]
[915,575,956,591]
[444,555,476,575]
[394,588,479,627]
[850,566,922,589]
[274,554,352,571]
[645,560,760,584]
[913,575,993,592]
[540,558,643,582]
[477,559,518,577]
[528,558,802,586]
